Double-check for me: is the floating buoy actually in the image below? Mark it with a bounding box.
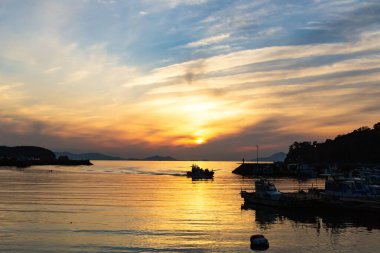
[250,234,269,251]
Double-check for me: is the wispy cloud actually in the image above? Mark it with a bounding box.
[1,0,380,159]
[184,33,230,48]
[297,1,380,43]
[254,26,282,38]
[198,1,275,38]
[141,0,207,9]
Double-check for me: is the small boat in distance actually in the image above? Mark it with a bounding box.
[187,164,214,179]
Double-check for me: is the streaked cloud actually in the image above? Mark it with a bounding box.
[140,0,208,11]
[0,0,380,159]
[184,33,230,48]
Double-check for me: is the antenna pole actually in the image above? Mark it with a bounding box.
[256,145,259,165]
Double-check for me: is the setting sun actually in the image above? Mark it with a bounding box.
[195,137,205,145]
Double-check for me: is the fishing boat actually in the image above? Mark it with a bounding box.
[241,177,380,213]
[319,176,380,212]
[241,178,321,209]
[321,176,380,199]
[241,178,282,206]
[186,164,214,179]
[254,178,282,200]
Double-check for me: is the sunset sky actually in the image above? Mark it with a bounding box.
[1,0,380,160]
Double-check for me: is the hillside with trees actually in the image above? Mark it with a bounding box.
[0,146,56,161]
[0,146,92,167]
[285,122,380,164]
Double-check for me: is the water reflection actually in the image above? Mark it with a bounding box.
[242,203,380,231]
[1,161,380,252]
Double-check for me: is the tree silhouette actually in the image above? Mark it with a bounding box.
[285,122,380,164]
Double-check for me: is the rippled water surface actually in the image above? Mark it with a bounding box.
[0,161,379,252]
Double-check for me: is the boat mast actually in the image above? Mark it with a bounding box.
[256,145,259,165]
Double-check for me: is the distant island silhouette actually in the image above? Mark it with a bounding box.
[55,152,177,161]
[0,146,92,167]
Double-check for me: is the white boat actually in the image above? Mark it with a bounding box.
[240,178,282,206]
[254,178,282,201]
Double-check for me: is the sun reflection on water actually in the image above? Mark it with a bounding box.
[0,161,379,252]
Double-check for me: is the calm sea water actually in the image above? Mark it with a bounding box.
[0,160,379,252]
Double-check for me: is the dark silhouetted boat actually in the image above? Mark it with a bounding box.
[186,164,214,179]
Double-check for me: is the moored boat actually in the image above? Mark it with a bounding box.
[319,176,380,212]
[321,176,380,200]
[241,178,320,209]
[254,178,282,200]
[240,178,282,207]
[241,177,380,213]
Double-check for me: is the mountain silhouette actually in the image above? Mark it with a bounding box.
[55,152,177,161]
[251,152,286,162]
[55,152,124,160]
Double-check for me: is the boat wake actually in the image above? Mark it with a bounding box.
[139,171,187,177]
[107,167,187,177]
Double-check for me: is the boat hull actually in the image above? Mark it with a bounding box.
[241,191,321,210]
[186,171,214,179]
[242,191,380,213]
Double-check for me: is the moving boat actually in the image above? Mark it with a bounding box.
[186,164,214,179]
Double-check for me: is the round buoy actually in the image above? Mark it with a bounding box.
[250,234,269,251]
